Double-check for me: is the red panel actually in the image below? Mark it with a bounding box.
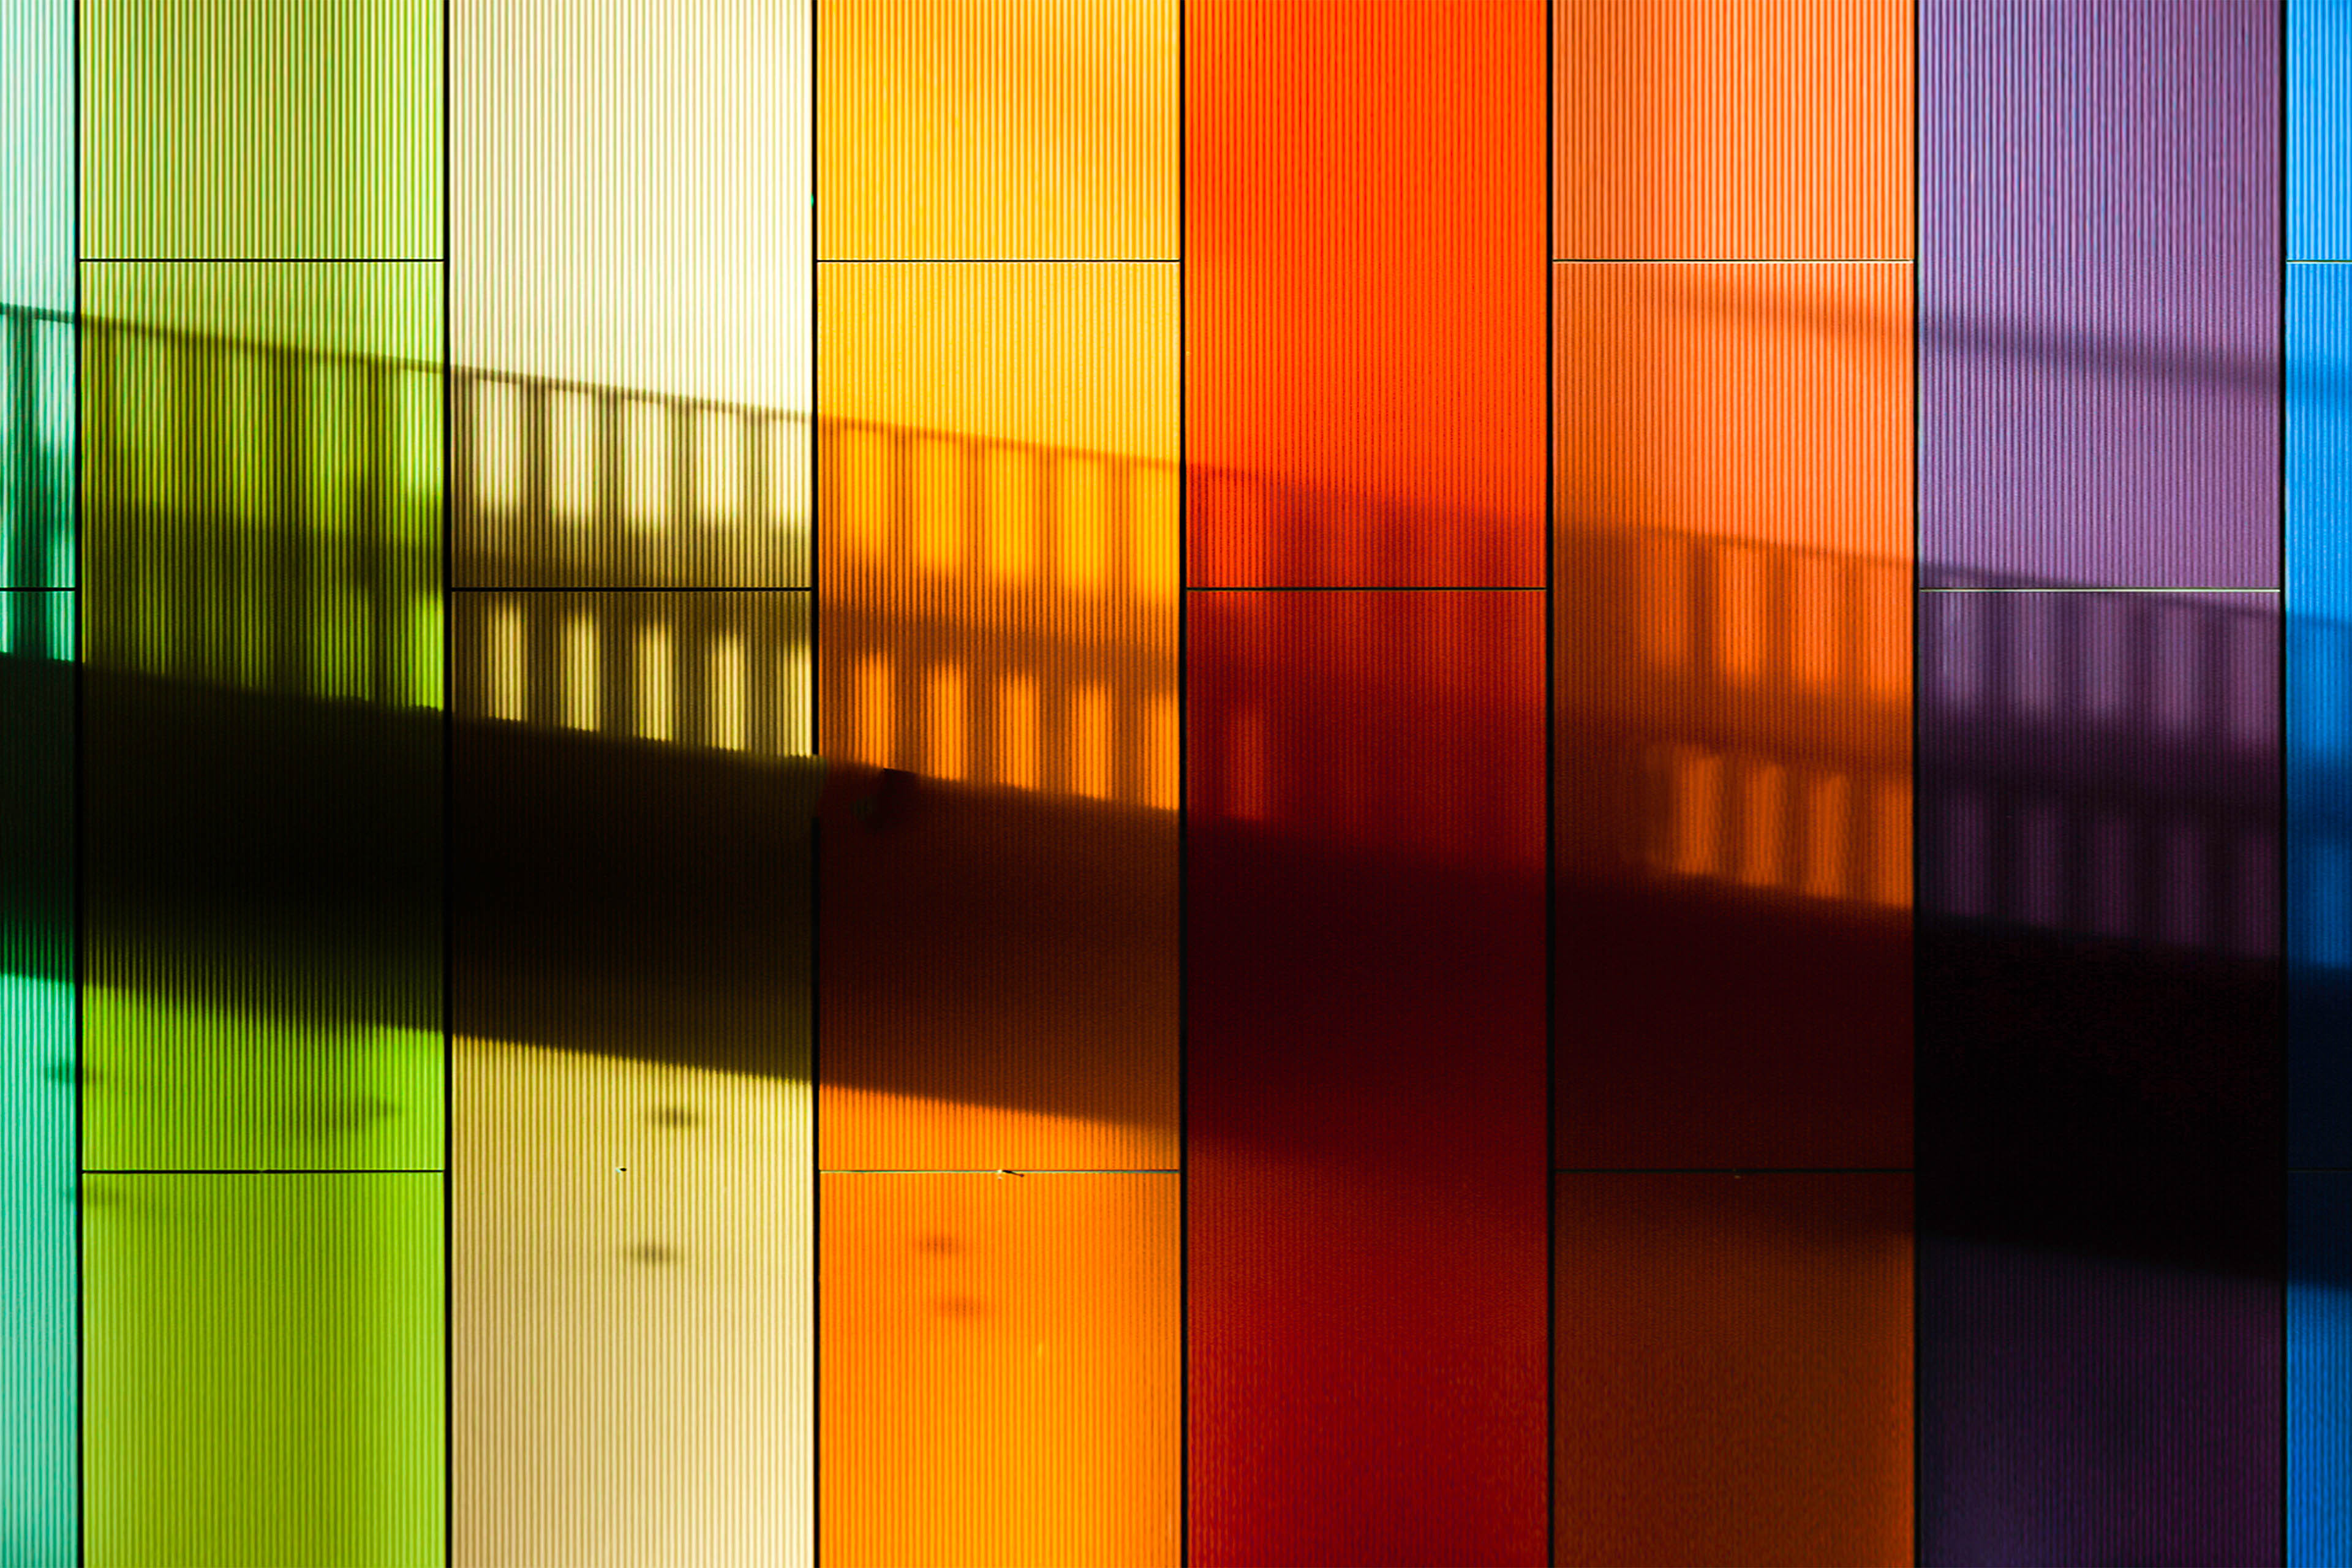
[1188,591,1548,1567]
[1185,0,1547,586]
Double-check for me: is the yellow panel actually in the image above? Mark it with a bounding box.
[816,262,1176,1168]
[454,1036,811,1568]
[818,262,1176,460]
[818,0,1178,260]
[820,1173,1178,1568]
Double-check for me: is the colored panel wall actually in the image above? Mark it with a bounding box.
[2291,0,2352,261]
[2291,265,2352,1166]
[1917,589,2282,1564]
[455,1037,812,1567]
[1920,0,2280,587]
[820,1173,1178,1568]
[1188,592,1547,1567]
[817,0,1177,261]
[80,263,444,1174]
[816,262,1176,1169]
[2292,1173,2352,1566]
[81,0,442,260]
[83,1174,443,1567]
[827,1175,1185,1568]
[451,0,811,589]
[1554,0,1910,262]
[1552,1173,1912,1566]
[1553,261,1912,1169]
[0,0,72,313]
[1,595,74,1568]
[1185,0,1544,587]
[79,257,446,1558]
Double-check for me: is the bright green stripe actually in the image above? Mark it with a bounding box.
[81,0,442,261]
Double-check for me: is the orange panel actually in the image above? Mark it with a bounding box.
[1555,0,1912,261]
[820,1173,1180,1568]
[1553,1173,1914,1567]
[1553,262,1912,1169]
[1186,0,1546,586]
[817,0,1178,260]
[815,263,1177,1169]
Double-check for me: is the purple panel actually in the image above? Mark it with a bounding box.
[1921,0,2280,588]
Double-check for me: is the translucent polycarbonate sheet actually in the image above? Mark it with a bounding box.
[1553,262,1912,1169]
[820,262,1175,461]
[1555,0,1911,262]
[455,1037,811,1568]
[2,305,75,590]
[83,1174,443,1567]
[1917,589,2283,1562]
[821,1173,1178,1568]
[1921,0,2279,588]
[83,0,442,263]
[2291,264,2352,1166]
[453,0,810,588]
[454,591,811,760]
[1553,1174,1913,1567]
[1186,0,1544,587]
[80,261,442,710]
[2292,1174,2352,1566]
[2292,0,2352,261]
[1188,592,1548,1567]
[817,0,1178,260]
[817,262,1177,1169]
[81,260,443,1172]
[0,0,72,311]
[0,596,74,1568]
[81,0,442,260]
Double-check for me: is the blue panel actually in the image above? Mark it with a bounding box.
[2291,265,2352,1169]
[2293,0,2352,261]
[2293,1175,2352,1567]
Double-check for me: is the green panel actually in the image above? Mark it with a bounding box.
[0,0,72,312]
[81,0,442,260]
[1,594,75,1568]
[81,260,442,1172]
[85,1173,445,1567]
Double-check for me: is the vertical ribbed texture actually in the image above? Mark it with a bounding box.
[454,1039,812,1567]
[78,260,447,1559]
[1551,262,1913,1169]
[1917,590,2283,1564]
[1,594,74,1568]
[2289,0,2352,262]
[80,0,442,260]
[820,1174,1179,1567]
[815,262,1177,1170]
[450,6,816,1561]
[2290,1173,2352,1566]
[815,10,1178,1561]
[80,265,444,1172]
[1918,3,2285,1561]
[2286,118,2351,1558]
[1553,0,1910,261]
[6,16,78,1564]
[1183,0,1546,587]
[816,0,1178,260]
[451,0,812,585]
[1920,0,2279,587]
[1187,592,1548,1568]
[1547,4,1915,1559]
[82,1174,444,1565]
[1551,1174,1914,1565]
